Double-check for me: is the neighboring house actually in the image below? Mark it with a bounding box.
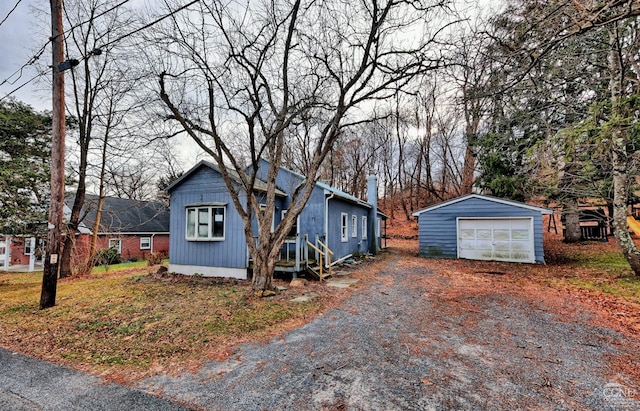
[71,194,170,262]
[1,195,169,271]
[166,159,386,279]
[3,236,44,267]
[412,194,552,264]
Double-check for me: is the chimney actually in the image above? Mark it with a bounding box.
[367,170,379,254]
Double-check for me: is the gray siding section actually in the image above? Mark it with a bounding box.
[256,160,372,260]
[417,197,545,263]
[257,160,325,244]
[327,198,370,259]
[169,167,247,270]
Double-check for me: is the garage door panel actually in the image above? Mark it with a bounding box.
[493,241,511,251]
[458,239,475,250]
[511,252,530,260]
[493,229,510,240]
[458,218,535,263]
[476,240,493,250]
[511,241,529,251]
[477,229,491,240]
[511,229,529,240]
[460,229,475,240]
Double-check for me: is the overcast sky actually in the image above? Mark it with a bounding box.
[0,0,52,111]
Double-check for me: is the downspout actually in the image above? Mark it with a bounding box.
[324,191,335,268]
[367,171,379,255]
[151,233,155,254]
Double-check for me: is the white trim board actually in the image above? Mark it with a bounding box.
[412,194,553,217]
[169,264,248,279]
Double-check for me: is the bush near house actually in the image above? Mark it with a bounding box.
[94,247,121,266]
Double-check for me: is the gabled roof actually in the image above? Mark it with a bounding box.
[69,194,170,234]
[166,160,286,196]
[263,159,374,209]
[316,180,372,209]
[411,194,553,217]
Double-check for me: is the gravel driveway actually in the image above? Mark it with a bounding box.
[140,248,640,410]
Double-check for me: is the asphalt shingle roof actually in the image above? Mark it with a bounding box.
[70,194,170,234]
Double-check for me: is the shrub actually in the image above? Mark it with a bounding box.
[146,252,165,266]
[95,247,121,266]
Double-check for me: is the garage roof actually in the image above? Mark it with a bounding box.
[412,194,553,217]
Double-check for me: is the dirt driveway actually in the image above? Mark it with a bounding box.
[140,247,640,410]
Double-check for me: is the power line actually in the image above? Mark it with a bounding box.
[0,0,24,29]
[85,0,200,57]
[0,72,45,102]
[64,0,133,36]
[0,44,48,88]
[0,0,200,101]
[0,0,135,91]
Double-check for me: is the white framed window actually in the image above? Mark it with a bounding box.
[376,217,382,238]
[362,216,367,239]
[108,238,122,253]
[351,215,357,238]
[24,239,32,255]
[186,205,226,241]
[140,237,151,250]
[340,213,348,242]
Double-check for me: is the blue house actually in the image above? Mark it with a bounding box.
[166,160,386,279]
[412,194,552,264]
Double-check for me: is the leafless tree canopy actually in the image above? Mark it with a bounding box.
[151,0,458,289]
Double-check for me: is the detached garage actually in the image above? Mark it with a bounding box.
[412,194,553,264]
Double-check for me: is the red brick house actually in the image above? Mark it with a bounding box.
[1,195,170,271]
[71,194,170,263]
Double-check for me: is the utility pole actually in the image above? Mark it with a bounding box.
[40,0,66,309]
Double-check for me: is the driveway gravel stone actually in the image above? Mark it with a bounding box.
[140,249,640,410]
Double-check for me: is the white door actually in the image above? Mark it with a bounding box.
[457,218,535,263]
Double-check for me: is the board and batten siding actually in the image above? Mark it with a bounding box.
[256,159,326,243]
[169,166,247,273]
[326,197,370,259]
[416,197,546,263]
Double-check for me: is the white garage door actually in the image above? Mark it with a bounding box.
[457,218,535,263]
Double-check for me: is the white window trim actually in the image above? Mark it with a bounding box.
[340,212,348,242]
[376,217,381,238]
[109,238,122,254]
[186,205,226,241]
[140,237,151,250]
[351,215,357,238]
[362,216,367,239]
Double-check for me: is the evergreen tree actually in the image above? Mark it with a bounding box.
[0,99,52,235]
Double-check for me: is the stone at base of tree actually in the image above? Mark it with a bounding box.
[276,286,287,292]
[157,266,168,274]
[255,289,277,297]
[291,292,320,303]
[289,278,308,288]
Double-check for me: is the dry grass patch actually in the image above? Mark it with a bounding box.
[0,264,373,383]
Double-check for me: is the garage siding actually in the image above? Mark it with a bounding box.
[416,197,546,263]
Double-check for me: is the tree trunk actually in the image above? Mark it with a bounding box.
[461,134,475,194]
[611,157,640,274]
[563,206,581,243]
[250,237,277,292]
[251,259,275,292]
[609,28,640,275]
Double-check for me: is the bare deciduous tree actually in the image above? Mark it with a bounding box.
[153,0,458,290]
